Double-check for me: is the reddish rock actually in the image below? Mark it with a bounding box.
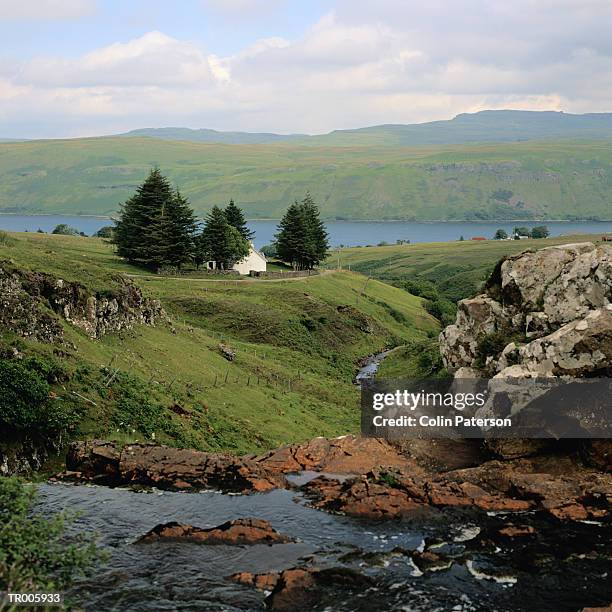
[138,518,292,545]
[498,524,536,538]
[229,571,279,591]
[240,567,373,612]
[65,440,287,493]
[255,435,420,475]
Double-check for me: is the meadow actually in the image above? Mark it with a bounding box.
[0,231,436,455]
[328,233,608,301]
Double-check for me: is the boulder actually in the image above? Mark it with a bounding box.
[439,243,612,374]
[138,518,292,545]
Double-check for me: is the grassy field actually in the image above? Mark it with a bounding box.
[1,136,612,221]
[0,231,436,455]
[327,233,608,302]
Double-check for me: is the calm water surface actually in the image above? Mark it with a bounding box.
[1,214,611,249]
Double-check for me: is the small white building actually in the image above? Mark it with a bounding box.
[232,243,267,275]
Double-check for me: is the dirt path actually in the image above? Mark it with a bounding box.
[125,269,338,283]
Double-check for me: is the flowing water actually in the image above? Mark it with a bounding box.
[35,482,611,611]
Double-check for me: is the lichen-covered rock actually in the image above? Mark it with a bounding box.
[0,261,165,341]
[439,243,611,374]
[499,307,612,377]
[439,297,505,371]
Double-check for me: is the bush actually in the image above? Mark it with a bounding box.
[51,224,80,236]
[475,331,511,367]
[93,225,114,239]
[424,298,456,326]
[0,477,102,593]
[0,358,76,432]
[531,225,550,239]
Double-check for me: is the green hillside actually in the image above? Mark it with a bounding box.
[0,231,436,455]
[328,233,607,302]
[1,136,612,220]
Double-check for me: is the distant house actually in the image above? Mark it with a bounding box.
[514,234,531,240]
[232,243,267,275]
[471,236,486,241]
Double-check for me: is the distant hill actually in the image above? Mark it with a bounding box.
[120,127,306,145]
[120,110,612,146]
[1,135,612,220]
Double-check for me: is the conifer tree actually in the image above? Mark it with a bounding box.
[224,199,254,241]
[148,190,197,269]
[274,194,329,270]
[113,168,174,265]
[275,201,309,269]
[199,206,250,269]
[300,192,329,268]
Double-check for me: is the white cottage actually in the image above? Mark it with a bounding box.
[232,243,267,275]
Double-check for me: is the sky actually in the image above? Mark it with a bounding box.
[1,0,611,138]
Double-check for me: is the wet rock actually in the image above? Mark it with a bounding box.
[258,567,372,612]
[303,456,610,522]
[411,550,453,572]
[64,440,287,493]
[138,518,292,545]
[498,524,536,538]
[255,434,419,475]
[229,571,279,591]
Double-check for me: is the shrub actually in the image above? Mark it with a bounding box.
[0,477,102,593]
[424,298,456,326]
[475,331,511,368]
[0,358,76,432]
[51,224,80,236]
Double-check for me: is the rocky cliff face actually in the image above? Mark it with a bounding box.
[439,242,611,377]
[0,261,165,342]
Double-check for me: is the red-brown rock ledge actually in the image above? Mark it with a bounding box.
[138,518,293,545]
[62,440,287,493]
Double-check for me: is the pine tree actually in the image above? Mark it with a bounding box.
[274,194,329,270]
[300,192,329,268]
[148,190,197,269]
[113,168,174,265]
[200,206,230,268]
[275,201,308,269]
[224,199,254,241]
[199,206,250,269]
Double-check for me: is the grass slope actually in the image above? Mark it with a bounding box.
[328,233,608,302]
[0,232,436,455]
[1,137,612,220]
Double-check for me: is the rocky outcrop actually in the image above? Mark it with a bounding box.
[254,435,419,475]
[0,261,165,341]
[302,458,611,522]
[63,440,287,493]
[229,566,372,611]
[138,518,292,545]
[439,243,612,376]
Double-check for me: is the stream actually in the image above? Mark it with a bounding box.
[355,350,393,384]
[35,481,610,611]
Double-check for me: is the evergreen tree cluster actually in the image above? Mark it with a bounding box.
[113,169,253,270]
[274,193,329,270]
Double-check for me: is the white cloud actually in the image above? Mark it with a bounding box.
[0,0,96,20]
[1,0,612,137]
